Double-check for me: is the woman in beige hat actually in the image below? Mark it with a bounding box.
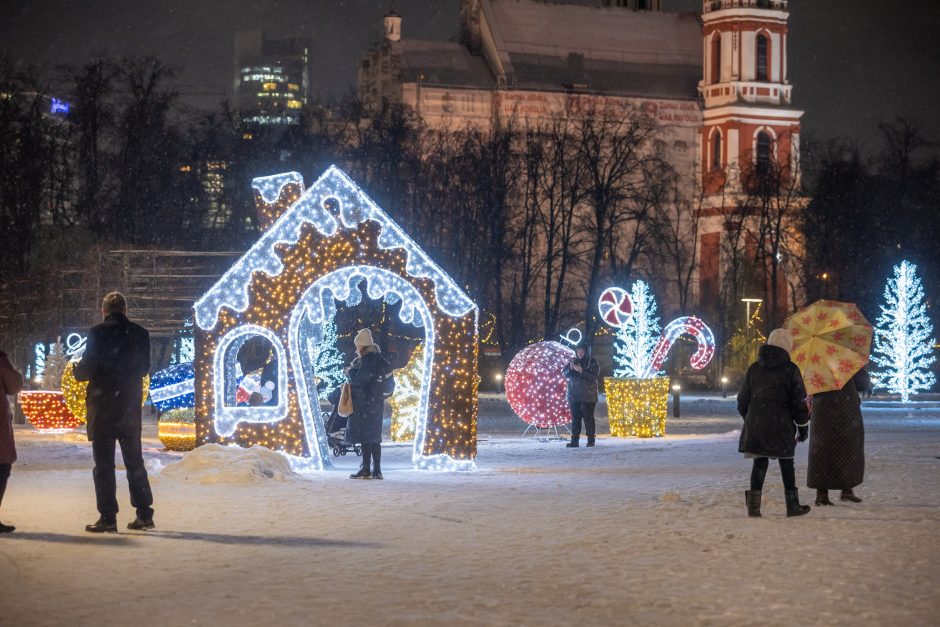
[345,329,394,480]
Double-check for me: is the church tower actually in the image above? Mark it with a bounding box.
[699,0,802,193]
[696,0,804,326]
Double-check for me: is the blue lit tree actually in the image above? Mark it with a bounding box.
[872,260,936,402]
[314,319,346,402]
[614,280,662,378]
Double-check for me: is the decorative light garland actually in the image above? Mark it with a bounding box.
[644,316,716,378]
[194,165,478,471]
[19,390,81,431]
[389,343,424,441]
[505,341,574,428]
[604,377,671,437]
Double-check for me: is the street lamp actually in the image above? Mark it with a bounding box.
[721,375,729,398]
[494,372,503,393]
[820,272,830,299]
[671,383,681,418]
[741,298,763,363]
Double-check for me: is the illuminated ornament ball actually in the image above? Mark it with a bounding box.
[19,391,82,431]
[505,341,575,428]
[150,362,195,412]
[60,360,150,424]
[158,407,196,451]
[598,287,634,329]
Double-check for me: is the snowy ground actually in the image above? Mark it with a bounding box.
[1,397,938,626]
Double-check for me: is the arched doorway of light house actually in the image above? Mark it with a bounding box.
[288,266,431,471]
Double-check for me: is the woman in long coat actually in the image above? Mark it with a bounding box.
[0,350,24,533]
[807,368,869,505]
[737,329,811,517]
[346,329,393,480]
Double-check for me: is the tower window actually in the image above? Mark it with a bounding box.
[756,131,773,173]
[711,34,722,85]
[756,33,769,81]
[711,131,722,171]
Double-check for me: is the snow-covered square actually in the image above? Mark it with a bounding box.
[1,398,937,626]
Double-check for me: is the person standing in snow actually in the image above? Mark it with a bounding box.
[74,292,155,532]
[562,343,600,448]
[737,328,811,518]
[0,349,24,533]
[346,329,393,480]
[807,368,870,506]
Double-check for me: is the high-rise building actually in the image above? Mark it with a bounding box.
[234,31,310,127]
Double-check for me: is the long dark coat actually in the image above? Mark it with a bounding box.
[562,355,600,403]
[738,344,809,459]
[807,369,869,490]
[73,313,151,441]
[0,351,24,465]
[344,346,392,445]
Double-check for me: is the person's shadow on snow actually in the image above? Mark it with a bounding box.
[3,531,377,548]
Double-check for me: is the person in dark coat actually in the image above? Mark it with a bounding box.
[73,292,155,532]
[562,343,600,448]
[346,329,393,480]
[737,328,811,518]
[807,368,870,506]
[0,350,24,533]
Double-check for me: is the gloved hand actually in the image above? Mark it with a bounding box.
[797,425,809,442]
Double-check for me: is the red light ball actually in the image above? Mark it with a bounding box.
[505,341,575,427]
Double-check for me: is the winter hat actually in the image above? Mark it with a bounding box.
[354,328,375,348]
[766,328,794,354]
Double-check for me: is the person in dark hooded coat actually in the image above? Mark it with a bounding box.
[0,349,23,533]
[562,343,599,447]
[737,328,811,517]
[346,328,393,480]
[807,368,870,506]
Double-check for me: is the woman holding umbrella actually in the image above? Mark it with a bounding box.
[783,301,873,506]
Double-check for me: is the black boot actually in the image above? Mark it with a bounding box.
[745,490,762,517]
[85,517,118,533]
[565,437,579,448]
[586,436,596,447]
[350,467,372,480]
[785,489,811,517]
[0,521,14,533]
[840,489,862,503]
[815,489,834,506]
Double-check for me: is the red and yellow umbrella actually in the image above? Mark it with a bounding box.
[783,300,873,396]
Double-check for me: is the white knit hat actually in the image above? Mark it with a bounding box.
[354,328,374,348]
[766,328,794,354]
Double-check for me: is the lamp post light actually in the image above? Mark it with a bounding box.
[721,376,729,398]
[671,382,681,418]
[494,372,503,393]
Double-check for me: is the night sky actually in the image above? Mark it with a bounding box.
[3,0,939,152]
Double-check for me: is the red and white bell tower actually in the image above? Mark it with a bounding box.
[696,0,804,324]
[698,0,802,193]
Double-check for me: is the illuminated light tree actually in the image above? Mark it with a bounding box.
[42,337,68,389]
[389,344,424,442]
[871,260,937,402]
[312,318,346,402]
[613,280,661,378]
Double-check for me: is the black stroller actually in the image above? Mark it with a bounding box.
[324,385,361,458]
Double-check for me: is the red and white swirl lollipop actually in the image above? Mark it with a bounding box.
[598,287,634,329]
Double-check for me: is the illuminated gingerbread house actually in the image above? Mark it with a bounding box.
[193,166,478,470]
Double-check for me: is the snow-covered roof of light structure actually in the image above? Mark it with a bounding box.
[194,165,476,330]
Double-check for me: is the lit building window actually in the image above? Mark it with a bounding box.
[286,99,302,109]
[262,82,277,91]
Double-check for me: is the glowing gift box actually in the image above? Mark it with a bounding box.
[604,377,670,438]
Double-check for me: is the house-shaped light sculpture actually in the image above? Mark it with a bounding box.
[193,166,479,471]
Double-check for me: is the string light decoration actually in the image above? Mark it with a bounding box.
[19,391,81,431]
[601,280,716,437]
[505,341,575,428]
[158,408,197,451]
[194,165,479,471]
[389,344,425,441]
[604,377,671,438]
[872,260,937,402]
[150,363,196,412]
[310,318,346,402]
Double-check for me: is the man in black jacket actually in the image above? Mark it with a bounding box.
[74,292,155,532]
[562,343,600,448]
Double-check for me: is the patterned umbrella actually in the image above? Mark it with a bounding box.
[783,300,873,395]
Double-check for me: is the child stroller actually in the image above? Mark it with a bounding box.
[324,385,361,458]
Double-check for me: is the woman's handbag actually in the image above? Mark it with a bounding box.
[337,383,354,418]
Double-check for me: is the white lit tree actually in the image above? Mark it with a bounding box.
[42,337,68,389]
[314,319,346,402]
[614,280,662,379]
[871,260,937,402]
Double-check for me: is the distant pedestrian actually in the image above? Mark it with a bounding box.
[74,292,155,533]
[807,368,870,506]
[563,343,599,448]
[737,328,811,517]
[0,349,24,533]
[346,329,394,480]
